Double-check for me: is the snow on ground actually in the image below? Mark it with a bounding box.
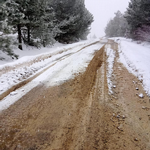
[105,44,116,94]
[0,39,96,66]
[115,38,150,96]
[0,40,103,111]
[37,43,103,87]
[0,39,99,96]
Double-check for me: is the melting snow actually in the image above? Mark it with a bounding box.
[0,39,104,112]
[105,45,116,94]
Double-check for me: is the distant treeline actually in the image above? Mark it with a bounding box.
[105,0,150,42]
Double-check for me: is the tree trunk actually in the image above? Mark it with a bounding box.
[17,24,22,50]
[27,25,30,44]
[43,41,46,47]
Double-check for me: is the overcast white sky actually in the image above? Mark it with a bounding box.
[85,0,130,38]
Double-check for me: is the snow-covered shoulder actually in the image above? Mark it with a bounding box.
[105,44,116,94]
[115,38,150,96]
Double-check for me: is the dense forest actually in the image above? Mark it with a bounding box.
[0,0,93,58]
[105,0,150,42]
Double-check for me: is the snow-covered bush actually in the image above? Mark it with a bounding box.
[0,35,18,60]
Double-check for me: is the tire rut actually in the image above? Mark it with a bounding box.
[1,40,148,150]
[0,41,99,101]
[0,44,104,150]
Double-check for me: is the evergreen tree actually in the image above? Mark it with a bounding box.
[0,1,7,31]
[30,0,57,47]
[105,11,128,37]
[75,7,93,40]
[5,0,26,50]
[0,1,18,59]
[125,0,150,40]
[5,0,56,48]
[3,0,93,50]
[51,0,93,43]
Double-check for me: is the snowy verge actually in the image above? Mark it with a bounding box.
[105,44,116,94]
[115,38,150,96]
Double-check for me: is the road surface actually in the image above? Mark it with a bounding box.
[0,40,150,150]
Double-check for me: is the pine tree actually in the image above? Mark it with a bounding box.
[3,0,93,49]
[0,1,7,31]
[0,1,18,60]
[5,0,26,50]
[125,0,141,33]
[51,0,93,43]
[125,0,150,40]
[5,0,59,48]
[105,11,128,37]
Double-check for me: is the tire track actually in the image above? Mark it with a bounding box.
[0,41,99,101]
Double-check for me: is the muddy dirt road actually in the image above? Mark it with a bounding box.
[0,40,150,150]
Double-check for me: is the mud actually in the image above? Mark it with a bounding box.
[0,41,150,150]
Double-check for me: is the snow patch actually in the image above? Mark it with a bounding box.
[105,45,116,94]
[139,93,144,98]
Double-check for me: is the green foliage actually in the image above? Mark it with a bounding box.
[0,1,7,31]
[50,0,93,43]
[1,0,93,51]
[125,0,150,39]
